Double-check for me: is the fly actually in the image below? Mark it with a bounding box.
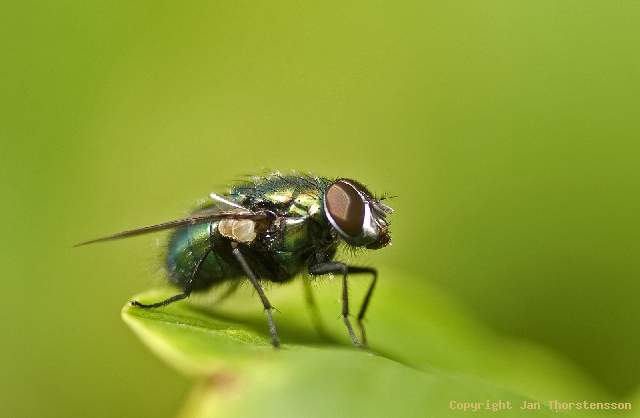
[76,172,394,348]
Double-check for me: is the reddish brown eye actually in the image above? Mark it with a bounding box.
[343,179,371,196]
[325,181,365,237]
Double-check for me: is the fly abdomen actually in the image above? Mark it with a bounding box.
[164,222,237,291]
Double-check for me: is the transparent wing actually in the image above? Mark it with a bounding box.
[208,192,247,211]
[75,210,272,247]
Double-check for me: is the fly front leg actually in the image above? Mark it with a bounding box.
[348,266,377,347]
[131,244,216,309]
[231,244,280,348]
[309,262,378,348]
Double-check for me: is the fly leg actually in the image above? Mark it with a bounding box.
[231,245,280,348]
[308,263,376,348]
[350,267,377,347]
[130,244,215,309]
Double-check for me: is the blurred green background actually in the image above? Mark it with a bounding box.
[2,1,639,416]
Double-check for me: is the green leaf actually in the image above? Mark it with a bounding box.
[122,269,621,418]
[178,350,570,418]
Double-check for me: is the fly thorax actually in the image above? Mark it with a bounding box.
[281,217,311,250]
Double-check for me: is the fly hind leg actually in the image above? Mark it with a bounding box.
[130,244,215,309]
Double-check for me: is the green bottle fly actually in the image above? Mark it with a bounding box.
[77,172,393,348]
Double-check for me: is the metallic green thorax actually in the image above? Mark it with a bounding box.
[164,174,338,290]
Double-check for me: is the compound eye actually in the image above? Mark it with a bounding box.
[325,180,365,237]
